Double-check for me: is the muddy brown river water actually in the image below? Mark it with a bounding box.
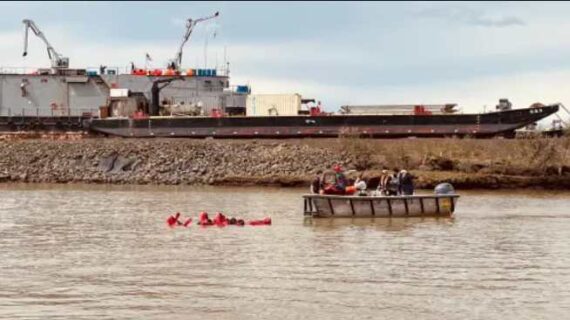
[0,184,569,319]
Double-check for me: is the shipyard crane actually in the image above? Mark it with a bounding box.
[169,11,219,71]
[22,19,69,69]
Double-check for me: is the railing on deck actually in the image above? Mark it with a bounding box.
[0,65,229,77]
[0,67,40,75]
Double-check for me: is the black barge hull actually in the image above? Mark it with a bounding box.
[0,115,89,132]
[88,105,559,138]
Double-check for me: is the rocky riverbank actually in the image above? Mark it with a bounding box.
[0,137,569,189]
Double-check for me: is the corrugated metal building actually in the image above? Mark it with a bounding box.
[246,94,302,116]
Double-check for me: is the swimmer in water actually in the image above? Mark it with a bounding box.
[167,212,182,226]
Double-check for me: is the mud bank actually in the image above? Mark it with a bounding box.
[0,137,569,189]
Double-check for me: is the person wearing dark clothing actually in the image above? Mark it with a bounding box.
[399,170,415,195]
[392,167,401,195]
[311,170,323,194]
[379,170,399,196]
[386,176,399,196]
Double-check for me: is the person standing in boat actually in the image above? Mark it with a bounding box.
[311,170,323,194]
[378,169,391,195]
[392,167,402,195]
[399,170,415,195]
[333,164,348,193]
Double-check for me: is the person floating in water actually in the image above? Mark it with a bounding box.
[166,212,181,226]
[248,217,272,226]
[198,212,214,226]
[213,212,228,226]
[167,212,192,227]
[168,211,268,227]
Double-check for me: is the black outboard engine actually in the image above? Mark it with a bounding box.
[434,183,455,195]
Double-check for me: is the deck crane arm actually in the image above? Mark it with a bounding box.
[171,11,219,71]
[22,19,69,69]
[150,76,185,116]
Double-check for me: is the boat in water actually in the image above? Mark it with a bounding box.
[304,173,459,218]
[0,16,562,138]
[303,193,459,218]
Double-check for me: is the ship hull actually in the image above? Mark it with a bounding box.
[88,105,559,138]
[0,115,88,132]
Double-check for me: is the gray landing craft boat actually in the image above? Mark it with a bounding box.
[303,193,460,218]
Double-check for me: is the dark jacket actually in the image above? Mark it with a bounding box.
[398,172,415,195]
[311,176,322,194]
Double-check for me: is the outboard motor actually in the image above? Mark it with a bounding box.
[434,183,455,195]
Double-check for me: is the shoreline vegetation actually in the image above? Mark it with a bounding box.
[0,133,569,190]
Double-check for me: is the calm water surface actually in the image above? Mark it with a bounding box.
[0,184,569,319]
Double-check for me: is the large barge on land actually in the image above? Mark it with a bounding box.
[0,16,563,138]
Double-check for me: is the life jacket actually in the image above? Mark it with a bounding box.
[167,213,181,227]
[166,216,177,227]
[248,217,272,226]
[345,185,356,195]
[213,212,228,226]
[323,185,344,195]
[198,212,213,226]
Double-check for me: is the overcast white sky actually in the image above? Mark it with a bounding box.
[2,1,570,120]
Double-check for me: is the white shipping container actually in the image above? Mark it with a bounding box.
[246,94,302,116]
[110,88,130,97]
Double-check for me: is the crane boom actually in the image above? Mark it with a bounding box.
[170,11,219,71]
[150,76,185,116]
[22,19,69,69]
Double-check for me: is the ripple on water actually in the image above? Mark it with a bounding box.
[0,185,569,319]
